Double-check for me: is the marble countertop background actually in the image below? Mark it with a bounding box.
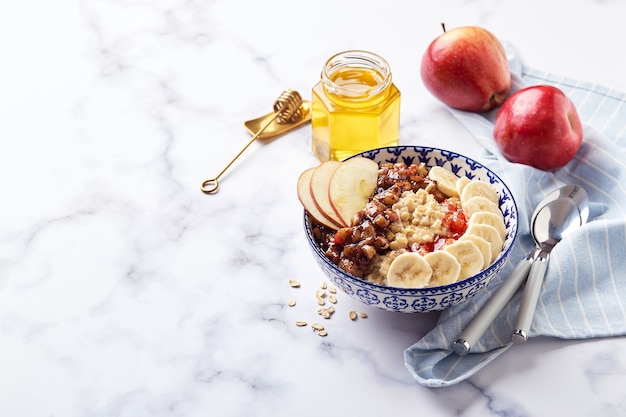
[2,1,626,416]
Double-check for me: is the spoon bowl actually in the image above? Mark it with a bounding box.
[530,184,590,246]
[533,199,580,245]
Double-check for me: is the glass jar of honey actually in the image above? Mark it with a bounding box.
[311,50,401,162]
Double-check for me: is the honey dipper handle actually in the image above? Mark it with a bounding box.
[200,89,304,195]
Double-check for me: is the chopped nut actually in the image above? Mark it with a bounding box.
[296,321,307,327]
[287,298,296,307]
[289,279,301,288]
[328,294,337,304]
[349,311,358,321]
[359,311,368,319]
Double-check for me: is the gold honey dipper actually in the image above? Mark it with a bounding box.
[200,89,311,194]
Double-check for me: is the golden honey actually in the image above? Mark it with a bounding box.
[311,50,401,162]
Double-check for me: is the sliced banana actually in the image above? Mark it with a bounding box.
[459,234,491,269]
[425,250,461,287]
[427,166,459,197]
[456,176,471,197]
[443,240,484,280]
[460,180,500,206]
[464,223,504,263]
[462,196,504,220]
[386,252,432,288]
[468,211,507,242]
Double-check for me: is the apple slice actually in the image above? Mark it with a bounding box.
[309,160,346,227]
[297,168,342,230]
[328,157,379,225]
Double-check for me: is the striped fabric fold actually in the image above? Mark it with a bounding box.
[404,45,626,387]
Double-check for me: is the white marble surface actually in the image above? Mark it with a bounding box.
[2,1,626,416]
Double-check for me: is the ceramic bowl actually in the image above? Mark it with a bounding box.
[303,145,518,313]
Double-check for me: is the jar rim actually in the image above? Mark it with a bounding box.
[321,50,392,98]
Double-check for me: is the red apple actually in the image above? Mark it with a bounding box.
[493,85,583,171]
[420,25,511,112]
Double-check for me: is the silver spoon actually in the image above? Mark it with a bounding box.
[512,184,589,343]
[453,184,588,356]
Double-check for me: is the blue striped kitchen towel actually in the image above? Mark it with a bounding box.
[404,44,626,387]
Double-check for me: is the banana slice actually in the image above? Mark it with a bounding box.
[460,180,500,205]
[468,211,507,242]
[443,240,484,280]
[425,250,461,286]
[456,176,471,197]
[464,223,504,263]
[459,234,491,269]
[427,166,459,197]
[386,252,432,288]
[462,196,504,220]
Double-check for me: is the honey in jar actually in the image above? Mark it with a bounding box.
[311,50,401,162]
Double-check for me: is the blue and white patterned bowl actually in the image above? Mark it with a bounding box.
[304,146,518,313]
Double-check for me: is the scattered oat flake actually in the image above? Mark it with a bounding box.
[328,285,337,294]
[320,281,327,289]
[328,295,337,304]
[296,321,307,327]
[311,323,324,331]
[287,299,296,307]
[317,331,328,337]
[315,289,326,298]
[316,296,325,306]
[349,311,358,321]
[317,306,335,319]
[359,312,368,319]
[289,279,301,288]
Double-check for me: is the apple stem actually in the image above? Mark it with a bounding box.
[441,22,446,33]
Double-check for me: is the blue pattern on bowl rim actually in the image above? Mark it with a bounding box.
[304,145,519,313]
